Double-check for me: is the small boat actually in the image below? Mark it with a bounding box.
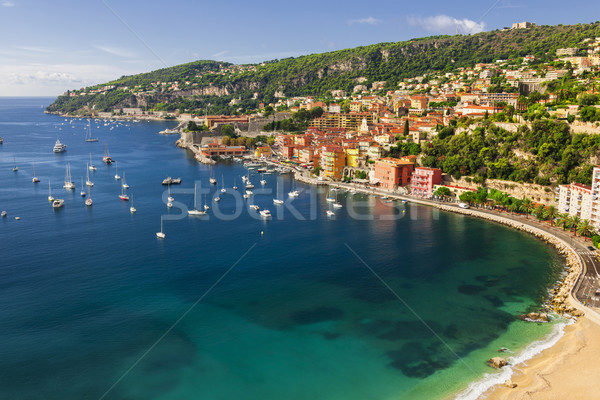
[167,185,174,202]
[288,180,299,197]
[209,165,217,185]
[88,153,97,171]
[53,138,67,153]
[214,196,221,202]
[156,216,166,239]
[85,187,93,206]
[1,211,6,217]
[52,198,64,208]
[249,205,259,211]
[32,162,40,183]
[259,209,272,218]
[246,183,255,189]
[13,157,18,172]
[122,171,129,189]
[220,175,226,193]
[114,161,120,180]
[162,177,172,185]
[103,144,113,164]
[119,186,129,201]
[171,178,181,184]
[86,164,94,186]
[273,181,284,204]
[188,184,207,216]
[243,193,249,199]
[85,120,99,142]
[326,210,335,217]
[48,180,54,202]
[129,193,136,213]
[333,202,343,208]
[326,187,335,202]
[63,163,75,190]
[80,177,86,197]
[0,137,3,144]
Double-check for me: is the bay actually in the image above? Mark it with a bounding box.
[0,97,563,400]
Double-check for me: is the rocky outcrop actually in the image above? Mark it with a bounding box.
[488,357,508,369]
[518,312,550,322]
[504,379,518,388]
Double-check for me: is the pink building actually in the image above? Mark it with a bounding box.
[411,167,442,197]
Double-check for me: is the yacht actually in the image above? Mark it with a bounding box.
[88,153,97,171]
[259,209,272,218]
[85,188,93,206]
[114,162,120,180]
[129,193,136,213]
[103,144,113,164]
[326,210,335,217]
[162,177,173,185]
[53,138,67,153]
[63,163,75,190]
[119,186,129,201]
[122,172,129,189]
[48,181,54,202]
[32,162,40,183]
[52,198,64,208]
[188,184,207,216]
[156,216,166,239]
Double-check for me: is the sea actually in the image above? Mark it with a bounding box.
[0,97,566,400]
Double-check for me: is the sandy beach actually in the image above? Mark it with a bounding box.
[483,314,600,399]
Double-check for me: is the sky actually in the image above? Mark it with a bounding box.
[0,0,598,97]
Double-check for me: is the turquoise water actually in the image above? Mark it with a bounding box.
[0,98,563,399]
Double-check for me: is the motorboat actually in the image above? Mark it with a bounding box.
[52,199,64,208]
[259,209,272,218]
[53,138,67,153]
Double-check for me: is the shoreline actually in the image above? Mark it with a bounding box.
[183,154,598,399]
[291,173,598,400]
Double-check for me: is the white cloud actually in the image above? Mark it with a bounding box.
[348,17,382,26]
[2,1,15,7]
[407,14,485,35]
[0,63,137,96]
[94,45,136,58]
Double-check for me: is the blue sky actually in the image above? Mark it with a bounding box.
[0,0,598,96]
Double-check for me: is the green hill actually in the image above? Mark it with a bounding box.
[47,22,600,115]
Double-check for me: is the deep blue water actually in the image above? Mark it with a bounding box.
[0,98,562,400]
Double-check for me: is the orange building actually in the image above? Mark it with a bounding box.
[320,145,346,180]
[374,157,414,190]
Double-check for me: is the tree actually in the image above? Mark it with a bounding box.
[221,124,236,137]
[403,120,409,136]
[221,136,231,146]
[522,198,533,218]
[267,137,275,146]
[577,219,594,237]
[534,204,547,221]
[434,186,452,198]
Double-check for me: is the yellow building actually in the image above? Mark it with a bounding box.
[345,148,360,167]
[254,146,272,158]
[320,145,346,180]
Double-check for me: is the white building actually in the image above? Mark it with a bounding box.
[558,183,593,222]
[557,166,600,230]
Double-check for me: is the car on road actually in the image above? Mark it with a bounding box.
[588,246,596,251]
[458,202,469,209]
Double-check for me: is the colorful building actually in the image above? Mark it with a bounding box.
[345,147,361,168]
[373,157,414,190]
[411,167,442,197]
[254,146,272,158]
[320,145,346,180]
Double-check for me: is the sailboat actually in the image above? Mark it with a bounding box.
[260,173,266,186]
[85,186,93,206]
[156,216,166,239]
[167,185,174,202]
[86,164,94,187]
[114,161,120,180]
[288,179,299,197]
[32,161,40,183]
[85,120,99,142]
[80,177,86,197]
[209,165,217,185]
[48,180,54,202]
[88,153,97,171]
[326,187,335,202]
[119,185,129,201]
[13,157,18,172]
[122,171,129,189]
[220,174,226,193]
[188,184,207,216]
[129,193,136,213]
[333,190,343,208]
[273,180,284,205]
[103,144,113,164]
[63,163,75,190]
[233,177,238,191]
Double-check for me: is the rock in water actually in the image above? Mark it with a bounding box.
[504,379,517,388]
[487,357,508,369]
